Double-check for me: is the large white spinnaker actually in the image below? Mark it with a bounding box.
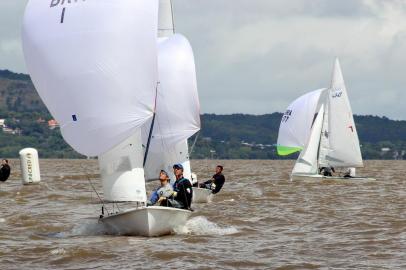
[22,0,159,157]
[143,34,200,180]
[324,58,363,168]
[277,89,325,156]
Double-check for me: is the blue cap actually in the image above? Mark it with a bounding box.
[173,163,183,170]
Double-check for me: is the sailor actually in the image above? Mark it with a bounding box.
[343,167,356,178]
[320,166,335,177]
[147,170,173,206]
[169,164,193,210]
[199,165,225,194]
[0,159,11,182]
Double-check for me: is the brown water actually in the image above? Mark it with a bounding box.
[0,159,405,269]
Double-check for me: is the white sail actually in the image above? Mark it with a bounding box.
[292,104,325,174]
[318,99,330,167]
[22,0,159,157]
[163,140,192,183]
[99,130,147,202]
[324,58,363,167]
[277,88,325,156]
[158,0,174,37]
[144,140,192,182]
[143,34,200,155]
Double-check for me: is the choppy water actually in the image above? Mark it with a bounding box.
[0,159,405,269]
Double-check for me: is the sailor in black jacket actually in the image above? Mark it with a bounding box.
[0,159,11,182]
[199,165,225,194]
[171,164,193,210]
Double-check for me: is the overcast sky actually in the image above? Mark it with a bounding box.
[1,1,405,120]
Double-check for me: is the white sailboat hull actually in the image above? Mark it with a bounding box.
[192,188,212,203]
[291,173,376,182]
[100,206,191,237]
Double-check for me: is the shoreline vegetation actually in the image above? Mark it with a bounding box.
[1,69,405,160]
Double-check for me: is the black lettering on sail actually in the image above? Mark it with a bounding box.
[50,0,60,7]
[51,0,86,8]
[61,7,66,23]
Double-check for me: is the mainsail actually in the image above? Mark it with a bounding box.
[144,35,200,153]
[277,89,325,155]
[143,1,200,181]
[22,0,159,157]
[158,0,175,37]
[324,59,363,167]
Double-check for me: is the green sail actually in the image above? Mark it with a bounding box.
[277,146,302,156]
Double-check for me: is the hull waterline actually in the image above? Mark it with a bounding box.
[291,173,376,182]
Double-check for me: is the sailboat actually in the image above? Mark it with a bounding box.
[22,0,196,236]
[277,58,375,182]
[142,0,212,203]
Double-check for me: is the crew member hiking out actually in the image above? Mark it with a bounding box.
[199,165,225,194]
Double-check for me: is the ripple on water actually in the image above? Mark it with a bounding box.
[1,159,406,270]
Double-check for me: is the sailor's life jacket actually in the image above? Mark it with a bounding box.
[212,173,225,194]
[173,177,193,210]
[148,183,173,205]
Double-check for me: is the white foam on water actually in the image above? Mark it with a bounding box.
[49,219,107,238]
[69,219,107,236]
[174,216,239,236]
[50,248,66,255]
[0,218,6,223]
[224,199,235,202]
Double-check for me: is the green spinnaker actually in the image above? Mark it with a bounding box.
[277,146,302,156]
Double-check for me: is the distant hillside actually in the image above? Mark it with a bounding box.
[191,114,406,159]
[0,69,405,159]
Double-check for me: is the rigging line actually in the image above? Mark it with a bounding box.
[80,163,110,216]
[188,131,200,157]
[170,0,176,34]
[143,83,159,167]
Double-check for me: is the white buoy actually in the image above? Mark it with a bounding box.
[19,148,41,185]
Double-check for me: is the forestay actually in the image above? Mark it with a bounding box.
[22,0,159,156]
[277,88,325,155]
